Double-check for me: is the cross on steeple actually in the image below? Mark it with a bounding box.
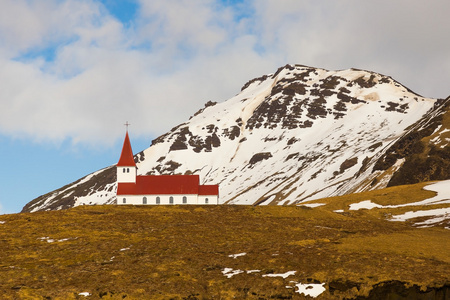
[124,121,130,131]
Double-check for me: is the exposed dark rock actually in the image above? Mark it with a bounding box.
[222,125,241,140]
[155,160,181,174]
[249,152,273,165]
[353,74,378,89]
[373,99,448,172]
[135,151,145,163]
[320,75,343,90]
[285,153,299,161]
[368,142,383,152]
[354,281,450,300]
[328,279,360,294]
[169,127,190,151]
[339,157,358,173]
[287,137,298,145]
[307,97,328,119]
[389,145,450,186]
[334,100,347,112]
[283,82,307,96]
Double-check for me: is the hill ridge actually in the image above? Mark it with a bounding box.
[22,64,450,212]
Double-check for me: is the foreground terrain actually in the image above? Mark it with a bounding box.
[1,182,449,299]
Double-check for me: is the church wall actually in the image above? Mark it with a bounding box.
[117,167,136,183]
[198,195,218,205]
[117,194,201,205]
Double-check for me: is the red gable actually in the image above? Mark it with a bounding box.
[199,185,219,196]
[117,175,210,195]
[117,131,136,167]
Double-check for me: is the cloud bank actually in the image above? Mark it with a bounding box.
[1,0,449,146]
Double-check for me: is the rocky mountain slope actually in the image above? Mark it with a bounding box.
[22,64,450,212]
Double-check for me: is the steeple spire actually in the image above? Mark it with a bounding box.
[117,129,136,167]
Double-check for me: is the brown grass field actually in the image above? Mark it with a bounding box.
[0,182,448,299]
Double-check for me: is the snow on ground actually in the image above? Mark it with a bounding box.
[390,208,450,224]
[345,180,450,226]
[262,271,296,278]
[38,237,75,243]
[288,282,326,298]
[221,258,324,296]
[349,200,383,210]
[228,252,246,259]
[422,181,450,204]
[78,292,91,297]
[301,203,326,208]
[222,268,244,278]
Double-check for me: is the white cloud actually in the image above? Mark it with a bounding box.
[0,0,449,146]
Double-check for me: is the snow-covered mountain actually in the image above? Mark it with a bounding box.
[23,64,450,212]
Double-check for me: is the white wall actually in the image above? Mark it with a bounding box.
[117,166,136,183]
[198,195,218,205]
[117,194,202,205]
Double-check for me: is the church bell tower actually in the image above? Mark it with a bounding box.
[117,123,136,184]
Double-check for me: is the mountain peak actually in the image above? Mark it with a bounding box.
[23,65,449,212]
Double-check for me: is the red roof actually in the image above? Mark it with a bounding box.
[117,175,219,195]
[117,131,136,167]
[199,185,219,196]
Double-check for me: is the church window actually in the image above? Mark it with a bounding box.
[169,196,174,204]
[143,197,147,204]
[205,198,209,204]
[156,196,160,204]
[182,196,187,204]
[123,168,126,173]
[127,168,130,173]
[123,198,126,204]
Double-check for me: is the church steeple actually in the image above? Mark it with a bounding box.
[117,123,136,184]
[117,130,136,167]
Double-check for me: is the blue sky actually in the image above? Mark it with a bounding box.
[1,0,450,214]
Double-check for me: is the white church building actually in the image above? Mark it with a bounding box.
[116,130,219,205]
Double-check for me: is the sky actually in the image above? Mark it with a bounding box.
[0,0,449,214]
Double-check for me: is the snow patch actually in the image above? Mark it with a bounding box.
[301,203,326,208]
[262,271,296,279]
[349,200,383,210]
[78,292,91,297]
[222,268,244,278]
[38,237,74,243]
[390,207,450,223]
[289,282,326,298]
[228,252,246,259]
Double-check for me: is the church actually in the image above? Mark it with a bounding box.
[116,129,219,205]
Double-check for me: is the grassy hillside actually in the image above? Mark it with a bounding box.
[0,183,449,299]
